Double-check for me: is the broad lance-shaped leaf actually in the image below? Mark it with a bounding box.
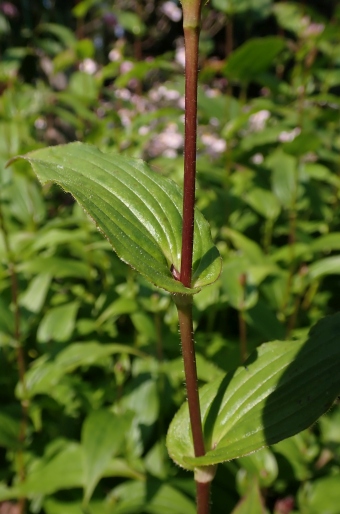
[12,143,221,294]
[82,409,133,504]
[167,313,340,470]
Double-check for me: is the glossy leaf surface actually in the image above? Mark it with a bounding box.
[167,314,340,470]
[14,143,221,294]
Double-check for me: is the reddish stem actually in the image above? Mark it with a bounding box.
[177,3,214,513]
[180,24,200,288]
[176,298,205,457]
[196,481,211,514]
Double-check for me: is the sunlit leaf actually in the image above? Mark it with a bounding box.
[308,256,340,281]
[167,314,340,470]
[12,143,221,294]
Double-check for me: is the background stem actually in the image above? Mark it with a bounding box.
[0,202,27,514]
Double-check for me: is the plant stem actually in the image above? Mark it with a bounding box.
[0,201,27,514]
[179,0,205,454]
[180,21,201,288]
[178,3,213,513]
[180,0,204,454]
[176,297,205,457]
[175,296,211,514]
[238,309,247,363]
[196,481,211,514]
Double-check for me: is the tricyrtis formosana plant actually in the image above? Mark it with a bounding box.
[4,1,340,514]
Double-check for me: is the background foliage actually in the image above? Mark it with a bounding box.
[1,0,340,513]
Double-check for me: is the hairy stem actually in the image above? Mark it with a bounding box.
[180,23,200,287]
[176,297,205,457]
[178,3,213,512]
[196,481,211,514]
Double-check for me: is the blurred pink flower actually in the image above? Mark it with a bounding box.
[0,2,18,18]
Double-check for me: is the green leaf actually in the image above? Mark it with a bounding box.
[73,0,99,18]
[267,150,297,208]
[44,498,116,514]
[82,409,133,504]
[298,475,340,514]
[37,23,77,48]
[273,2,305,35]
[245,299,285,341]
[223,228,265,265]
[245,188,281,221]
[308,256,340,281]
[0,411,21,449]
[111,478,196,514]
[272,431,316,481]
[231,480,266,514]
[309,232,340,252]
[167,314,340,470]
[16,442,84,496]
[18,256,91,279]
[20,273,52,313]
[115,10,146,36]
[221,257,258,311]
[37,301,79,343]
[212,0,272,17]
[69,71,98,102]
[224,37,285,83]
[237,447,278,489]
[21,342,145,398]
[13,143,221,295]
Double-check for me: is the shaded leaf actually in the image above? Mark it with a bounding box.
[224,37,285,83]
[221,257,258,311]
[111,478,196,514]
[0,411,21,449]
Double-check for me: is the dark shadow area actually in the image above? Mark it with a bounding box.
[203,369,237,451]
[263,313,340,447]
